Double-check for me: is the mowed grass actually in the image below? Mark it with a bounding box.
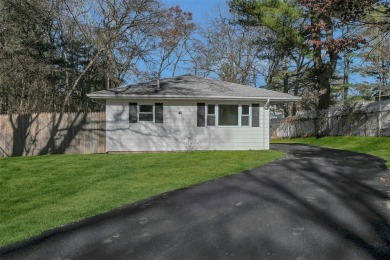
[0,150,284,247]
[272,136,390,168]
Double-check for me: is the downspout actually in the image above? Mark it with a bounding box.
[263,99,270,149]
[264,99,271,110]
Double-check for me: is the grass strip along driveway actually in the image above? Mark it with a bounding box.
[0,150,283,247]
[272,136,390,169]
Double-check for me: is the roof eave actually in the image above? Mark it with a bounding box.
[269,98,302,104]
[87,94,301,102]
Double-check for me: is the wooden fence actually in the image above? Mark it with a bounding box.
[270,100,390,138]
[0,112,105,157]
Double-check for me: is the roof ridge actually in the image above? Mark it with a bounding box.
[121,74,197,89]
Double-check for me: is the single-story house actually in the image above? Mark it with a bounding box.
[87,75,300,152]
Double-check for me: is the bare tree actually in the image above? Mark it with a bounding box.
[0,0,183,113]
[142,6,195,81]
[359,25,390,100]
[57,0,164,112]
[191,10,264,87]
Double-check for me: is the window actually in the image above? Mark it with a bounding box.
[139,105,154,121]
[241,105,250,126]
[201,104,253,127]
[129,103,163,124]
[207,105,215,115]
[207,104,215,126]
[218,105,238,126]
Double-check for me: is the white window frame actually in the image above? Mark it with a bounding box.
[217,104,239,127]
[206,104,216,127]
[138,104,154,122]
[207,104,216,116]
[205,104,252,128]
[241,104,252,127]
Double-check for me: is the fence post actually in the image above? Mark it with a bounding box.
[287,120,290,138]
[378,102,382,136]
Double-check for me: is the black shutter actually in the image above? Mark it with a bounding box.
[197,103,205,127]
[252,104,259,127]
[155,103,163,123]
[129,103,138,123]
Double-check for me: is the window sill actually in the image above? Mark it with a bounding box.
[206,125,252,128]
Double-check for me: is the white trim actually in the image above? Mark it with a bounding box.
[215,104,219,127]
[241,104,251,127]
[205,103,255,128]
[238,105,242,127]
[205,103,216,127]
[262,107,266,147]
[88,94,301,102]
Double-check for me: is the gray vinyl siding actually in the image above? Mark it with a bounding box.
[105,99,270,152]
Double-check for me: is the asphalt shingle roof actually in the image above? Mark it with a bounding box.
[87,75,300,101]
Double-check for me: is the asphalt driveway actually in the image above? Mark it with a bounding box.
[1,144,390,259]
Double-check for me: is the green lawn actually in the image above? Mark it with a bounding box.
[272,136,390,169]
[0,150,283,247]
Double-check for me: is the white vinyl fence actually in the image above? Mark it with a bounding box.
[271,100,390,138]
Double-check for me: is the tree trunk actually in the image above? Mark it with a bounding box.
[343,52,350,102]
[291,87,298,116]
[283,73,289,117]
[312,16,336,111]
[318,70,331,110]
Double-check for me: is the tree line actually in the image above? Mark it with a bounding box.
[227,0,390,115]
[1,0,389,115]
[0,0,194,113]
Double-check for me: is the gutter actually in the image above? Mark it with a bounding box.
[86,94,301,103]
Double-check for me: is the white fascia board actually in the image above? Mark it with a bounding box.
[87,94,301,102]
[269,98,302,104]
